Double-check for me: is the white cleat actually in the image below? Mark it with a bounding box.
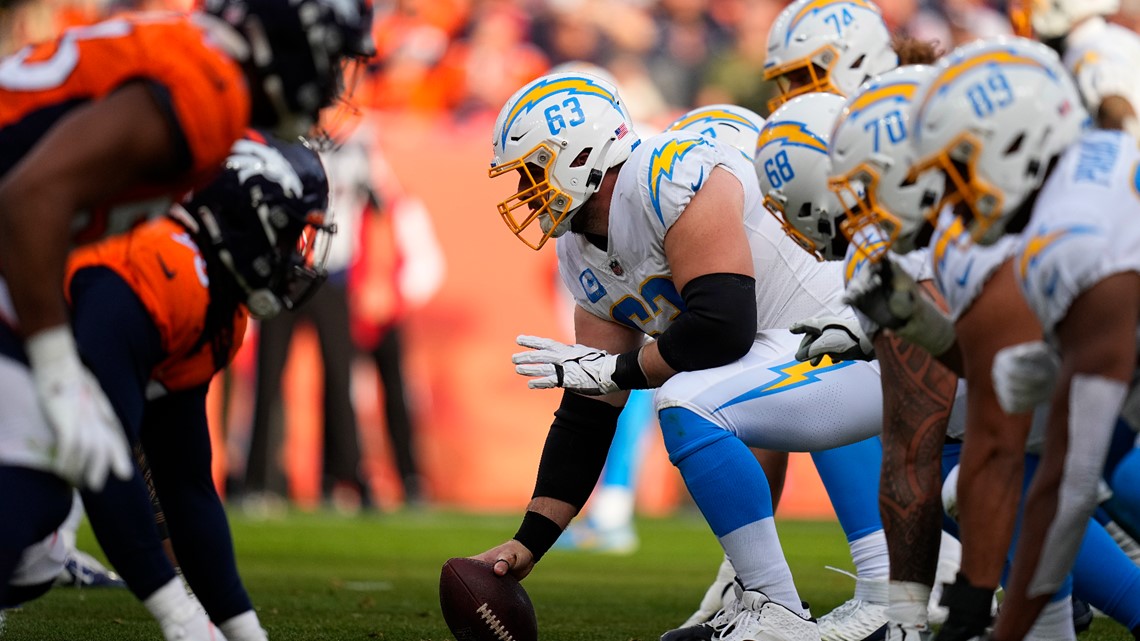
[883,622,932,641]
[682,554,738,627]
[816,575,889,641]
[662,581,744,641]
[714,589,820,641]
[161,607,227,641]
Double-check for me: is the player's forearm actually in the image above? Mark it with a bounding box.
[874,332,954,585]
[523,496,578,530]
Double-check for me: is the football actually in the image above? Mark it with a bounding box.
[439,557,538,641]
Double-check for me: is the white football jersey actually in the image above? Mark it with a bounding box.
[841,227,932,337]
[557,131,851,338]
[1064,17,1140,121]
[1016,129,1140,342]
[928,207,1021,322]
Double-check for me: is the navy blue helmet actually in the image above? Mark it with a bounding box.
[177,132,334,319]
[204,0,376,138]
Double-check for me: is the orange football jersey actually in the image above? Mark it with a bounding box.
[65,217,248,392]
[0,13,250,243]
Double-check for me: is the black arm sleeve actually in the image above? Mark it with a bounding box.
[531,391,623,510]
[656,272,756,372]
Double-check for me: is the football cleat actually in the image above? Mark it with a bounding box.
[680,555,738,628]
[715,588,821,641]
[662,580,745,641]
[54,549,126,589]
[553,520,638,555]
[816,572,889,641]
[884,622,932,641]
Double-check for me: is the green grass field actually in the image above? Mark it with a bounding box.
[1,510,1132,641]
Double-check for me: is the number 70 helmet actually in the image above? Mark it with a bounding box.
[828,65,943,259]
[490,72,639,250]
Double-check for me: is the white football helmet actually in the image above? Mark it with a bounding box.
[1009,0,1121,40]
[666,104,766,162]
[755,92,848,261]
[910,36,1088,246]
[490,72,639,250]
[829,65,944,259]
[764,0,898,113]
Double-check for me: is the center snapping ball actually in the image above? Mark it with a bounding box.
[439,557,538,641]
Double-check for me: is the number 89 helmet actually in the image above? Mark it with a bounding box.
[829,65,943,259]
[490,72,639,250]
[909,37,1087,246]
[755,92,848,261]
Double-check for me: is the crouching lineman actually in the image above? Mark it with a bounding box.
[3,133,335,641]
[833,37,1140,641]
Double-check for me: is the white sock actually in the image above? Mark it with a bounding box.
[721,517,807,617]
[1025,595,1075,641]
[849,530,890,579]
[220,610,268,641]
[144,578,199,622]
[887,581,931,628]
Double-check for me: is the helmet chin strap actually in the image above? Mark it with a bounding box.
[196,206,284,320]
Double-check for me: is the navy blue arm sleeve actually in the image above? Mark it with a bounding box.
[68,266,165,442]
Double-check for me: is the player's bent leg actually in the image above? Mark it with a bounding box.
[657,406,816,641]
[1070,516,1140,632]
[0,466,73,607]
[812,439,890,641]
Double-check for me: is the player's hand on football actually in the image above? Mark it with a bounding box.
[26,326,133,490]
[843,257,956,357]
[472,540,536,580]
[991,340,1060,414]
[512,335,620,396]
[789,315,874,366]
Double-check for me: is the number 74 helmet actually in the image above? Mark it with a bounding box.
[490,72,639,250]
[909,37,1087,246]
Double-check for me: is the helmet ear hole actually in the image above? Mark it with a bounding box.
[570,148,593,168]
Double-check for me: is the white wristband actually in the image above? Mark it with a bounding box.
[25,325,79,371]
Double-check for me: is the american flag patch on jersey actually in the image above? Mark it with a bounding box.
[615,123,629,139]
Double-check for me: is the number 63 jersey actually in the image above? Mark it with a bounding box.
[0,13,250,244]
[557,131,852,338]
[1015,129,1140,343]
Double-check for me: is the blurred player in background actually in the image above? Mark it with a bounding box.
[0,0,374,608]
[1010,0,1140,135]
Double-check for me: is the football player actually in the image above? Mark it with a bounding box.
[665,102,906,641]
[819,46,1140,641]
[4,133,334,641]
[845,36,1140,641]
[0,0,371,612]
[471,69,900,641]
[1010,0,1140,137]
[761,2,959,639]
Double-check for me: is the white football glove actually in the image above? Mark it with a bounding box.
[991,340,1061,415]
[512,335,620,395]
[843,256,956,357]
[789,315,875,366]
[26,326,133,490]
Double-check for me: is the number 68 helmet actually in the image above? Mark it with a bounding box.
[909,37,1087,246]
[755,92,848,261]
[828,65,943,259]
[490,72,639,250]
